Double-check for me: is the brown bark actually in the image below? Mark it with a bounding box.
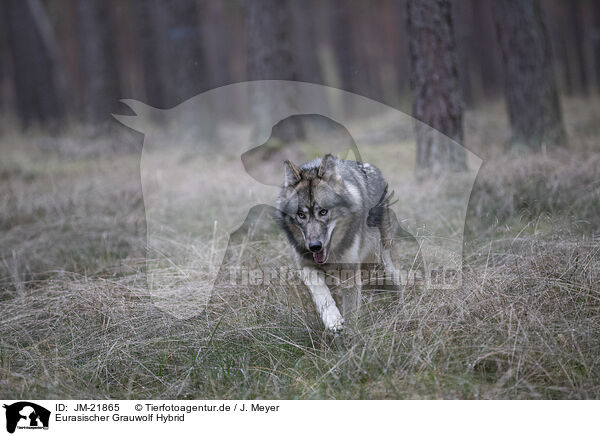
[133,0,167,107]
[407,0,466,173]
[593,0,600,91]
[139,0,207,107]
[246,0,296,81]
[246,0,303,141]
[328,0,356,92]
[76,0,120,124]
[199,0,231,89]
[3,0,65,127]
[289,0,322,84]
[471,0,504,100]
[568,0,588,94]
[495,0,567,150]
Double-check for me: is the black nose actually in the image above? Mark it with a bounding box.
[309,242,322,252]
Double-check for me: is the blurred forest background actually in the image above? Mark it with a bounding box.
[1,1,600,399]
[2,0,600,141]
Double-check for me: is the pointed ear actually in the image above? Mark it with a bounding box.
[317,154,338,178]
[284,160,302,186]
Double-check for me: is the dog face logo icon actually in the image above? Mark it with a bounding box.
[3,402,50,433]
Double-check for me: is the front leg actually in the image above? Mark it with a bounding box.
[300,267,344,333]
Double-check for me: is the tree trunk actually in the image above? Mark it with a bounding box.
[378,0,409,109]
[76,0,120,124]
[199,0,231,89]
[246,0,295,81]
[593,1,600,92]
[246,0,303,141]
[453,0,474,107]
[328,0,356,93]
[140,0,207,108]
[289,0,322,85]
[495,0,567,150]
[357,2,385,101]
[3,0,65,127]
[407,0,466,173]
[162,0,207,103]
[567,0,588,94]
[134,0,164,107]
[471,0,503,100]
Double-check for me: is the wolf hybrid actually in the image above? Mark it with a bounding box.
[276,154,399,333]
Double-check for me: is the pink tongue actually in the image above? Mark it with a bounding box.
[313,249,327,263]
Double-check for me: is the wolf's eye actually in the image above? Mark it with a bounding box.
[297,212,306,219]
[319,209,328,216]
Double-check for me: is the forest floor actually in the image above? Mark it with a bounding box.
[1,99,599,399]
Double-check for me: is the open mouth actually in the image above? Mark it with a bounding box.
[313,247,327,264]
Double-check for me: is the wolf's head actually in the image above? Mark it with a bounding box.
[277,154,358,264]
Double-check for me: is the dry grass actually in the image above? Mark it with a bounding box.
[1,99,599,399]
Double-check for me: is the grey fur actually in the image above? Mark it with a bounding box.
[276,154,400,333]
